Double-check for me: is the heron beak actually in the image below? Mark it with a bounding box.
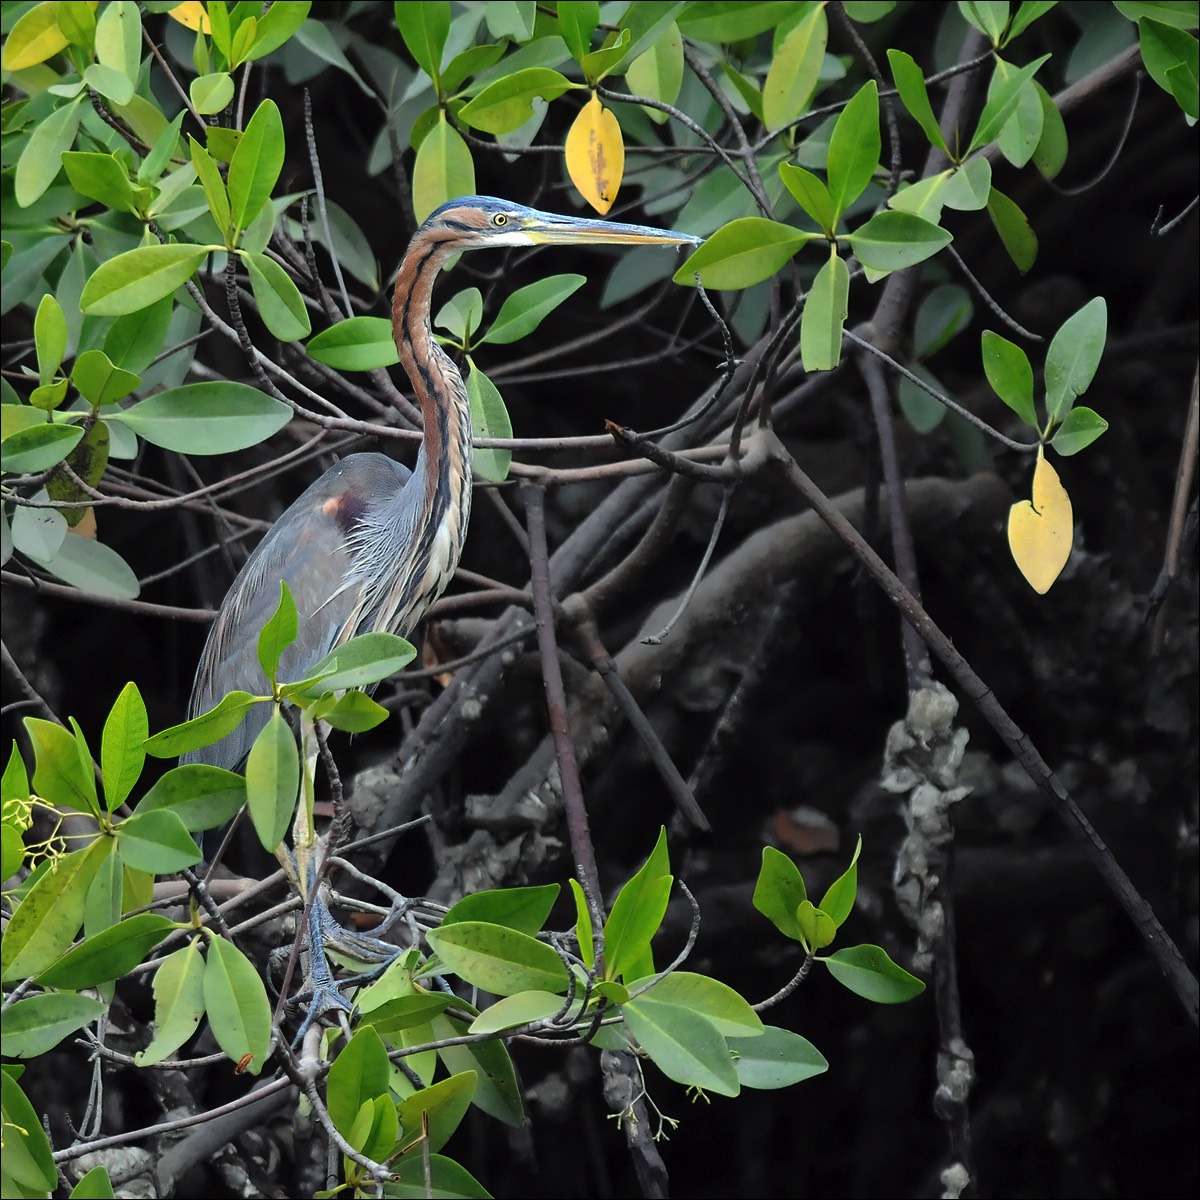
[522,213,700,247]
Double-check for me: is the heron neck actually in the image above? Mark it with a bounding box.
[387,234,473,624]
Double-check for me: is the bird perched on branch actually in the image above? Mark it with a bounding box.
[186,196,699,770]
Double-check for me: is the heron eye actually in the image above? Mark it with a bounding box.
[492,213,508,227]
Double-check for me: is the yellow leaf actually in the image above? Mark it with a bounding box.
[1007,447,1073,594]
[565,94,624,216]
[1,2,95,70]
[168,2,211,34]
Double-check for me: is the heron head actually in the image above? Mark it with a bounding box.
[421,195,700,251]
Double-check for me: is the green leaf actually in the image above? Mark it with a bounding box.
[189,135,232,239]
[559,0,600,61]
[202,933,273,1072]
[457,68,575,134]
[1,824,25,882]
[625,20,683,123]
[34,293,68,387]
[818,834,862,928]
[70,1164,118,1199]
[135,940,206,1065]
[412,112,476,225]
[603,827,672,982]
[468,990,567,1035]
[82,60,135,105]
[941,156,992,212]
[1,837,111,982]
[887,170,952,223]
[114,809,203,872]
[1138,17,1200,116]
[110,381,291,454]
[991,61,1044,167]
[1115,2,1200,27]
[886,49,949,154]
[35,912,177,989]
[25,715,97,815]
[487,0,538,43]
[72,350,140,407]
[0,992,108,1059]
[243,251,312,341]
[1050,405,1108,456]
[986,186,1038,272]
[899,363,950,434]
[843,209,952,274]
[570,877,595,969]
[762,4,828,130]
[426,922,569,995]
[1006,0,1058,41]
[257,580,299,682]
[327,1025,391,1138]
[227,99,285,236]
[80,244,212,317]
[752,845,807,941]
[482,274,587,345]
[677,1,798,43]
[430,1008,527,1125]
[779,163,838,234]
[914,284,973,359]
[62,151,137,213]
[27,527,142,599]
[309,690,390,733]
[395,1072,477,1155]
[244,0,312,60]
[389,1154,492,1199]
[580,26,633,82]
[1,1072,58,1195]
[1044,297,1107,423]
[394,0,450,81]
[134,764,247,832]
[466,360,512,484]
[144,691,262,758]
[800,246,849,372]
[435,287,484,342]
[306,316,399,370]
[347,1095,399,1162]
[796,900,837,951]
[357,992,454,1038]
[245,708,299,852]
[190,71,235,116]
[15,97,83,208]
[981,330,1037,426]
[103,296,174,373]
[101,681,148,810]
[968,54,1051,154]
[623,997,739,1096]
[94,0,141,84]
[957,0,1010,43]
[826,80,880,219]
[442,884,560,936]
[728,1025,829,1089]
[1031,80,1069,179]
[288,631,416,693]
[631,971,764,1037]
[1,422,84,474]
[441,41,508,94]
[822,943,926,1003]
[673,217,816,290]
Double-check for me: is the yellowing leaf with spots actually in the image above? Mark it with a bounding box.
[566,95,624,215]
[1008,447,1073,594]
[168,3,211,34]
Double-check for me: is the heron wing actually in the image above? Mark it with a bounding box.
[184,453,413,770]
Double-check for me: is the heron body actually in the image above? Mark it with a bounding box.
[185,196,698,771]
